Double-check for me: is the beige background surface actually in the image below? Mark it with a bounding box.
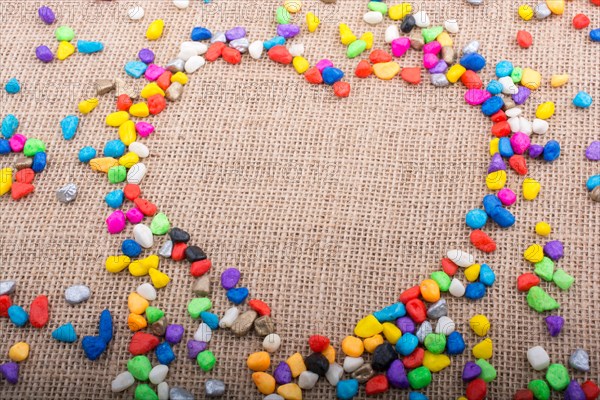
[0,0,599,398]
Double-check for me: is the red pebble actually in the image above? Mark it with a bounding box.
[171,242,188,261]
[517,273,540,292]
[222,47,242,64]
[517,30,533,48]
[308,335,330,352]
[365,375,389,395]
[461,70,483,89]
[190,259,212,277]
[29,295,49,328]
[129,332,160,355]
[369,49,392,64]
[333,81,351,98]
[573,14,591,29]
[304,67,323,84]
[582,380,600,400]
[355,59,373,78]
[400,67,421,84]
[490,110,507,122]
[268,45,292,64]
[205,42,226,62]
[441,258,459,276]
[592,0,600,6]
[0,295,11,317]
[11,182,34,200]
[509,155,528,175]
[491,121,511,137]
[148,94,166,115]
[156,71,172,91]
[15,168,35,184]
[514,389,534,400]
[470,230,496,253]
[134,198,157,216]
[248,299,271,316]
[405,298,426,323]
[123,184,141,201]
[399,285,421,304]
[117,94,133,111]
[402,347,424,369]
[466,379,487,400]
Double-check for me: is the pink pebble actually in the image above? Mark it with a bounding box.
[464,89,491,106]
[145,64,166,81]
[315,59,333,73]
[106,210,126,234]
[135,122,155,137]
[8,134,27,152]
[423,53,439,69]
[510,132,531,155]
[391,37,411,57]
[422,41,441,55]
[498,188,517,206]
[126,208,144,224]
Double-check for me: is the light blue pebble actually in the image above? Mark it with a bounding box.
[78,146,96,163]
[52,322,78,343]
[226,287,249,304]
[200,311,219,330]
[479,264,496,286]
[322,67,344,85]
[8,305,28,327]
[498,137,514,158]
[77,40,104,54]
[543,140,560,162]
[495,60,513,78]
[465,209,488,229]
[481,96,504,116]
[446,331,465,355]
[263,36,286,50]
[61,115,79,140]
[486,80,503,95]
[409,393,429,400]
[5,78,21,94]
[105,189,124,208]
[395,332,418,356]
[0,140,10,154]
[32,152,47,173]
[573,91,593,108]
[155,342,176,365]
[465,282,486,300]
[1,114,19,138]
[587,175,600,191]
[373,302,406,322]
[125,61,148,79]
[103,140,126,157]
[337,379,359,400]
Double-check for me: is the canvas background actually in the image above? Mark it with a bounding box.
[0,0,598,398]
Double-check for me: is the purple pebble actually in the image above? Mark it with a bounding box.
[512,85,531,105]
[564,380,587,400]
[274,362,292,385]
[187,340,207,359]
[38,6,56,25]
[529,144,544,159]
[488,153,507,173]
[395,316,415,334]
[386,359,410,388]
[545,315,564,337]
[36,45,54,63]
[138,48,155,64]
[429,60,448,74]
[462,361,482,381]
[586,141,600,161]
[315,59,333,73]
[221,268,241,290]
[276,24,300,39]
[225,27,246,41]
[165,324,185,344]
[0,362,19,384]
[544,240,564,261]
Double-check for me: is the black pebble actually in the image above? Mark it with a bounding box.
[372,342,398,371]
[304,353,329,376]
[185,245,207,262]
[400,14,416,33]
[169,228,190,243]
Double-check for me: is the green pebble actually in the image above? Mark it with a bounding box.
[475,359,497,382]
[552,269,574,290]
[23,138,46,157]
[127,355,152,381]
[276,6,291,24]
[407,366,432,389]
[526,286,560,313]
[187,297,212,319]
[197,350,216,372]
[534,257,554,282]
[347,40,367,59]
[150,212,170,235]
[108,165,126,183]
[511,67,523,83]
[527,379,550,400]
[423,333,446,354]
[368,1,388,13]
[422,26,443,43]
[430,271,451,292]
[55,26,75,42]
[545,363,570,391]
[135,384,158,400]
[145,306,164,324]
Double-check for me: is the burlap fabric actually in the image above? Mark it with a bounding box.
[0,0,598,398]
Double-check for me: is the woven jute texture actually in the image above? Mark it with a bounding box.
[1,0,599,398]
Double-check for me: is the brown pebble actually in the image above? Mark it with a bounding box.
[192,276,210,296]
[410,32,424,50]
[254,316,276,336]
[231,310,257,336]
[441,46,455,64]
[351,363,374,383]
[502,99,517,111]
[320,0,336,3]
[96,79,115,96]
[15,157,33,170]
[591,186,600,202]
[150,318,167,336]
[165,82,183,102]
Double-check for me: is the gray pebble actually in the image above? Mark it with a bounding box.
[431,73,449,87]
[205,379,225,397]
[534,3,551,19]
[15,157,33,170]
[64,284,91,305]
[462,40,480,55]
[0,280,16,295]
[165,82,184,102]
[410,33,424,50]
[416,321,433,343]
[170,387,195,400]
[231,310,257,336]
[229,38,249,53]
[426,299,447,319]
[466,0,483,5]
[150,318,168,336]
[192,276,210,296]
[166,59,185,73]
[441,46,455,64]
[158,240,173,258]
[502,98,516,111]
[351,363,374,383]
[56,183,78,204]
[569,348,590,372]
[96,79,115,96]
[254,315,276,336]
[115,78,138,99]
[210,32,227,43]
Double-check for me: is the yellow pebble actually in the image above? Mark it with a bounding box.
[129,102,150,118]
[119,152,139,169]
[141,83,165,99]
[277,383,302,400]
[146,19,165,41]
[286,352,306,377]
[518,4,534,20]
[57,41,75,60]
[129,260,151,277]
[382,322,402,344]
[465,264,481,282]
[339,23,357,45]
[247,351,271,371]
[354,314,383,338]
[486,170,507,190]
[546,0,564,15]
[0,168,13,196]
[523,177,541,200]
[489,138,500,155]
[171,72,188,85]
[472,338,493,359]
[322,345,336,364]
[535,221,552,236]
[149,268,170,289]
[535,101,555,119]
[283,0,301,13]
[78,98,99,114]
[306,12,320,33]
[292,56,309,74]
[105,255,131,273]
[91,157,119,173]
[119,120,137,146]
[524,244,544,263]
[550,74,569,87]
[364,334,384,353]
[106,111,130,127]
[128,292,149,314]
[142,255,159,269]
[341,336,364,357]
[360,31,374,50]
[436,31,453,47]
[388,3,412,20]
[446,64,466,84]
[469,314,490,337]
[521,68,542,90]
[252,372,276,395]
[422,351,451,372]
[458,397,468,400]
[128,313,147,331]
[8,342,30,362]
[373,61,400,80]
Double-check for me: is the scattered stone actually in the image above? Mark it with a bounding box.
[56,183,78,203]
[64,284,91,304]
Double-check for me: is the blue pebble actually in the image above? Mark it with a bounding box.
[263,36,286,50]
[373,302,406,322]
[465,209,488,229]
[81,336,107,360]
[103,140,126,158]
[495,60,513,78]
[122,239,142,257]
[491,207,515,228]
[52,322,78,343]
[573,91,593,108]
[5,78,21,94]
[60,115,79,140]
[479,263,496,286]
[465,282,486,300]
[77,40,104,54]
[486,80,503,95]
[200,311,220,330]
[226,287,249,304]
[590,28,600,42]
[543,140,561,162]
[191,26,212,41]
[78,146,97,163]
[322,67,344,85]
[155,342,176,365]
[498,137,514,158]
[409,393,429,400]
[481,96,504,116]
[8,305,28,327]
[32,152,47,173]
[105,190,124,209]
[337,379,359,400]
[124,61,148,79]
[0,139,11,154]
[395,332,418,356]
[587,174,600,191]
[460,53,486,72]
[482,194,502,215]
[98,309,113,343]
[1,114,19,138]
[446,331,466,355]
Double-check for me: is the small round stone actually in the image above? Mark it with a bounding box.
[64,285,91,305]
[568,349,590,372]
[305,353,329,376]
[170,387,194,400]
[205,379,225,397]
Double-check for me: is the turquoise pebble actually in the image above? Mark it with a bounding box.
[226,287,249,304]
[481,96,504,116]
[78,146,96,163]
[373,302,406,322]
[486,80,503,95]
[495,60,513,77]
[61,115,79,140]
[5,78,21,94]
[395,332,419,356]
[32,152,47,173]
[465,209,488,229]
[409,393,429,400]
[479,264,496,286]
[77,40,104,54]
[103,140,126,157]
[155,342,176,365]
[200,311,220,330]
[322,67,344,85]
[125,61,148,79]
[105,189,124,209]
[98,309,113,343]
[498,137,514,158]
[52,322,78,342]
[337,379,359,400]
[446,331,465,355]
[587,175,600,191]
[8,305,28,327]
[1,114,19,138]
[81,335,107,360]
[465,282,486,300]
[573,91,593,108]
[263,36,286,50]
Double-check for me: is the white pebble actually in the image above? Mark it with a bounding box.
[249,41,264,59]
[508,117,521,133]
[444,19,459,34]
[219,307,240,328]
[263,333,281,353]
[462,40,479,54]
[173,0,190,9]
[0,280,16,295]
[532,118,549,134]
[435,316,455,335]
[149,365,169,385]
[111,371,135,392]
[413,11,430,28]
[385,25,400,43]
[127,162,147,184]
[158,382,170,400]
[416,321,433,343]
[181,42,208,55]
[449,278,465,297]
[136,283,157,301]
[505,107,522,118]
[527,346,550,370]
[129,142,149,158]
[298,371,319,389]
[127,6,144,20]
[264,395,284,400]
[177,48,197,62]
[519,117,532,134]
[363,11,384,25]
[211,32,227,43]
[499,76,518,95]
[185,56,206,74]
[194,322,213,342]
[289,43,305,57]
[446,249,474,267]
[466,0,483,5]
[64,285,91,305]
[343,356,364,373]
[325,363,344,386]
[229,38,250,53]
[133,224,154,248]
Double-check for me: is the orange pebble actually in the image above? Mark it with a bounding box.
[128,313,148,331]
[304,67,323,84]
[268,45,293,64]
[148,94,166,115]
[134,197,157,216]
[419,279,440,303]
[400,67,421,84]
[252,372,276,395]
[15,168,35,184]
[222,47,242,64]
[369,49,392,64]
[205,42,226,62]
[128,292,149,314]
[123,184,141,201]
[286,352,307,377]
[247,351,271,371]
[11,182,34,200]
[341,336,364,357]
[355,59,373,78]
[322,344,336,364]
[461,70,483,89]
[156,71,173,91]
[333,81,351,98]
[117,94,133,111]
[470,230,497,253]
